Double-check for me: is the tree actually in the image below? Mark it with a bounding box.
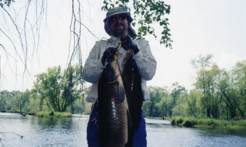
[32,74,47,111]
[217,70,238,119]
[170,82,186,117]
[143,86,168,117]
[157,96,172,117]
[190,55,246,120]
[60,65,82,112]
[33,66,82,112]
[192,55,222,118]
[232,61,246,118]
[0,90,9,112]
[218,61,246,119]
[185,90,205,118]
[18,90,32,113]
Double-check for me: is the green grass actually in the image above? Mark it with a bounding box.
[36,111,72,118]
[171,117,246,129]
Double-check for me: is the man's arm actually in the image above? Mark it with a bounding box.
[82,42,104,83]
[134,39,157,80]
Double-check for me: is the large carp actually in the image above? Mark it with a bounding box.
[98,50,130,147]
[122,52,144,147]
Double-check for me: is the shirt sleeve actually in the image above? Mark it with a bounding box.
[82,41,104,83]
[134,39,157,81]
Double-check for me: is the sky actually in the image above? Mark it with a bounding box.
[0,0,246,91]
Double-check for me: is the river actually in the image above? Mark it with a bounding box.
[0,113,245,147]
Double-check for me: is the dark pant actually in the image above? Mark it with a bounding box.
[87,103,147,147]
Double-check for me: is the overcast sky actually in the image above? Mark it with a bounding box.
[0,0,246,91]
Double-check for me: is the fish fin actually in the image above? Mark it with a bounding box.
[118,82,125,102]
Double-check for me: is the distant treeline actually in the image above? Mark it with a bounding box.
[142,55,246,120]
[0,65,92,115]
[0,55,245,120]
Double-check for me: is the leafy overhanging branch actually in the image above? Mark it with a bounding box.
[102,0,172,48]
[0,0,14,7]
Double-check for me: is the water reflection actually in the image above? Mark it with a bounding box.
[35,117,73,130]
[196,127,246,137]
[0,113,245,147]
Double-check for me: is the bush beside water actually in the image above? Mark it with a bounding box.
[36,111,72,118]
[171,117,246,128]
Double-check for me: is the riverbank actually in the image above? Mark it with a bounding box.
[0,111,74,118]
[36,111,72,118]
[1,112,246,147]
[171,117,246,129]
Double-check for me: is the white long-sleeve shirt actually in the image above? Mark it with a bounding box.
[82,36,157,102]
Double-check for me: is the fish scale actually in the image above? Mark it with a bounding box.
[98,59,129,147]
[98,43,143,147]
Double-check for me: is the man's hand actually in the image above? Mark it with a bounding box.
[120,35,139,55]
[101,47,117,66]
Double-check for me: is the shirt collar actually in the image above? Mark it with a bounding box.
[109,36,121,45]
[110,35,120,41]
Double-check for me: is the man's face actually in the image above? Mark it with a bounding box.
[107,14,129,38]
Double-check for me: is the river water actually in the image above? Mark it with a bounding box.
[0,113,245,147]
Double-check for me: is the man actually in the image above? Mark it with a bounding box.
[82,6,156,147]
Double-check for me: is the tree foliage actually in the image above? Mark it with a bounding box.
[1,58,245,120]
[190,55,246,119]
[33,66,82,112]
[0,90,31,113]
[0,65,88,114]
[142,56,246,120]
[142,85,185,118]
[102,0,172,48]
[0,0,14,7]
[192,55,222,118]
